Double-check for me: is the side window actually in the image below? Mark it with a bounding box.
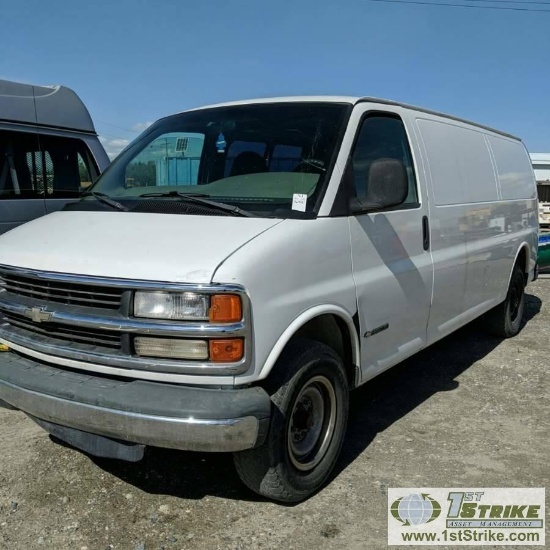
[26,150,57,195]
[37,135,99,198]
[78,152,93,190]
[351,115,418,206]
[0,130,43,199]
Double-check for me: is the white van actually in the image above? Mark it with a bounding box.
[0,79,110,233]
[0,97,538,502]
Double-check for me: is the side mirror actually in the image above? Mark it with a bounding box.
[350,158,408,213]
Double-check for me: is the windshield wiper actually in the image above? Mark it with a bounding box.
[82,191,128,212]
[139,191,257,217]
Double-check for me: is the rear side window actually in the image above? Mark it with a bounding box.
[351,115,418,206]
[0,130,98,199]
[37,134,99,198]
[0,131,42,199]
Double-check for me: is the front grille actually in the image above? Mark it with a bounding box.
[0,272,123,310]
[0,265,249,376]
[2,311,121,349]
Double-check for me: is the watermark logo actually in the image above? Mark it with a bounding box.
[388,488,545,546]
[391,493,442,526]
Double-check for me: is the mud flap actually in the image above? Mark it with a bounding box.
[29,415,145,462]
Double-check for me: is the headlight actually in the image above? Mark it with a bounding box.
[134,291,242,322]
[134,291,209,320]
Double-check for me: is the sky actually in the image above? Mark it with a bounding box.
[2,0,549,158]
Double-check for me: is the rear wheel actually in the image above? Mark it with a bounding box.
[485,264,525,337]
[233,339,349,503]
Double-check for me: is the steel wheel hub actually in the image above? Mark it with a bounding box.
[288,375,337,472]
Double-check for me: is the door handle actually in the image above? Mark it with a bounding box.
[422,216,430,251]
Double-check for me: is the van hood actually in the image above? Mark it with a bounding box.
[0,211,282,283]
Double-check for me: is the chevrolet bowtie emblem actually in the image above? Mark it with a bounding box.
[23,307,53,323]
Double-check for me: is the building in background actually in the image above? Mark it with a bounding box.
[532,153,550,179]
[531,153,550,226]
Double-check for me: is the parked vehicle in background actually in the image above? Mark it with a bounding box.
[537,233,550,271]
[531,153,550,226]
[0,96,538,502]
[0,79,109,234]
[538,201,550,226]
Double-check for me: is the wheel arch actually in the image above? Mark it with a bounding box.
[513,243,530,285]
[258,305,361,388]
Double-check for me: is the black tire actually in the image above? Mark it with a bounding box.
[233,338,349,503]
[485,264,525,338]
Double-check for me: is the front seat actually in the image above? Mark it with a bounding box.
[230,151,267,177]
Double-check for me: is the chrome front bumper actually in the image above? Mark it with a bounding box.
[0,351,271,453]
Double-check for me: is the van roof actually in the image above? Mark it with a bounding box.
[184,95,519,141]
[0,79,96,134]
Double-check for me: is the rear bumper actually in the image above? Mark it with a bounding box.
[0,350,271,452]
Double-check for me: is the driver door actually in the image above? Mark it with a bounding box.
[348,108,433,381]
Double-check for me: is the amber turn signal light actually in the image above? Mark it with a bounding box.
[209,294,242,323]
[209,338,244,362]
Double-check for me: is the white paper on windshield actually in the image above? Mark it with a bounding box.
[292,193,307,212]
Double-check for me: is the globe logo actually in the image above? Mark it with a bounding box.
[391,493,441,526]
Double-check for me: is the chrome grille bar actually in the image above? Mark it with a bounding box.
[0,272,123,309]
[2,312,121,349]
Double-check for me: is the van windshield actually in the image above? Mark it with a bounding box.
[86,102,350,218]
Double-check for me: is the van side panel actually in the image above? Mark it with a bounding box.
[418,119,499,205]
[416,118,469,338]
[0,201,46,235]
[0,81,37,126]
[418,120,504,315]
[487,136,538,282]
[416,116,537,344]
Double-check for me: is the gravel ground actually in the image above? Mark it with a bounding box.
[0,281,548,550]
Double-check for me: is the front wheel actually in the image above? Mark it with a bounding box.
[233,339,349,503]
[485,264,525,337]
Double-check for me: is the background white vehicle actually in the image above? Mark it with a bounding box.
[0,97,538,502]
[538,201,550,226]
[532,153,550,226]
